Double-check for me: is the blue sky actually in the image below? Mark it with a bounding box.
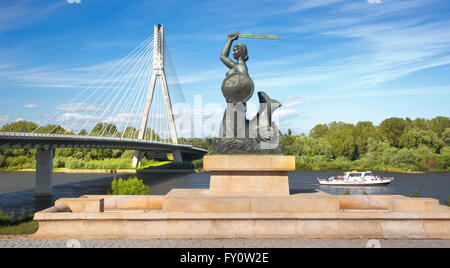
[0,0,450,135]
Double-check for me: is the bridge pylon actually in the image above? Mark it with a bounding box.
[132,24,181,168]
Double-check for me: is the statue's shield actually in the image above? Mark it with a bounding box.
[221,73,254,103]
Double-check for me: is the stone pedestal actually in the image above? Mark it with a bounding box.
[161,155,308,213]
[204,155,295,197]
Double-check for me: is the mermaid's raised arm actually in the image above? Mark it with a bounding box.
[220,32,239,69]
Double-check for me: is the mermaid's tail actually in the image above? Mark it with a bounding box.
[256,91,281,128]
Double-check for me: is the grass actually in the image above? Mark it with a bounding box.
[139,160,172,169]
[140,160,195,170]
[0,210,38,235]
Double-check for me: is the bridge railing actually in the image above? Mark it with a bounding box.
[0,131,197,147]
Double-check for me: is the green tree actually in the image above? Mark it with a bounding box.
[90,123,117,136]
[310,124,328,138]
[122,127,138,139]
[430,116,450,137]
[354,121,376,156]
[35,124,67,134]
[441,128,450,146]
[324,123,357,160]
[379,117,407,147]
[411,118,430,130]
[144,128,161,141]
[0,121,38,132]
[287,129,292,136]
[438,146,450,170]
[399,129,444,153]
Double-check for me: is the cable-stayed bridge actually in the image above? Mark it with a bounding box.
[0,24,207,196]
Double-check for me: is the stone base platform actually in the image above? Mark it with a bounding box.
[32,192,450,239]
[32,155,450,239]
[162,189,339,212]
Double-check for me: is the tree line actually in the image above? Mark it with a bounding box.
[280,116,450,171]
[0,116,449,171]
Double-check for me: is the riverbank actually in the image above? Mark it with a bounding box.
[305,167,427,174]
[17,168,137,174]
[13,168,199,174]
[7,167,440,175]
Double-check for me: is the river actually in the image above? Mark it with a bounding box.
[0,171,448,215]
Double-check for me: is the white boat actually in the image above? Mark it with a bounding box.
[317,171,394,186]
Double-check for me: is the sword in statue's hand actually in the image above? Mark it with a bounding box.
[229,31,281,40]
[238,33,281,40]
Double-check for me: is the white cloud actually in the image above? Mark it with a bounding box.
[23,104,39,109]
[288,0,345,12]
[274,109,300,119]
[103,112,143,124]
[284,97,305,108]
[0,115,10,123]
[57,113,98,122]
[56,103,109,113]
[67,0,81,4]
[0,1,63,31]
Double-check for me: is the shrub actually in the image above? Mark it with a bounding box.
[3,156,35,170]
[0,154,5,168]
[192,159,203,169]
[54,158,66,168]
[409,189,422,198]
[110,177,150,195]
[447,195,450,207]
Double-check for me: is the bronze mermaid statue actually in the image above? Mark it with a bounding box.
[216,32,283,154]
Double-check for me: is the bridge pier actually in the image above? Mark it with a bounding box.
[34,148,54,197]
[132,151,142,168]
[173,149,183,163]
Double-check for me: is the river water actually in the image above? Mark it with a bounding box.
[0,171,448,215]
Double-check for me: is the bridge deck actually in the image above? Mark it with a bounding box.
[0,132,207,155]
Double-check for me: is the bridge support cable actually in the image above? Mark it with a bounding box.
[46,37,154,136]
[90,40,154,136]
[100,46,153,137]
[78,39,153,135]
[164,39,192,144]
[118,47,154,139]
[33,36,153,135]
[71,39,153,135]
[97,43,154,137]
